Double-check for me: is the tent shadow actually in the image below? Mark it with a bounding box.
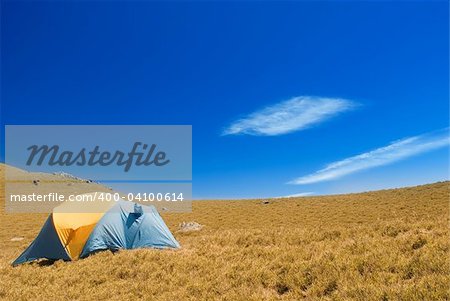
[36,259,57,266]
[25,250,119,267]
[81,248,118,259]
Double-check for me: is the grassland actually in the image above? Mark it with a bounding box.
[0,165,448,300]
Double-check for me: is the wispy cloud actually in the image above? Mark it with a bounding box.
[275,192,315,198]
[222,96,356,136]
[289,129,449,185]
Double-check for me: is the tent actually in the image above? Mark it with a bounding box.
[12,193,180,266]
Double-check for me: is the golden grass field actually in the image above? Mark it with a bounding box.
[0,165,449,300]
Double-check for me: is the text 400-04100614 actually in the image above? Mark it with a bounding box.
[126,192,184,202]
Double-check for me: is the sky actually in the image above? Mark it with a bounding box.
[1,1,449,199]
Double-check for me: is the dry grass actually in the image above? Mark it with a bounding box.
[0,166,449,300]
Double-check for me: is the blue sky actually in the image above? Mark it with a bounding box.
[1,1,449,199]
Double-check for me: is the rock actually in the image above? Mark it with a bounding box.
[53,172,82,180]
[32,180,40,186]
[178,221,203,232]
[261,200,270,205]
[11,237,24,242]
[53,172,96,183]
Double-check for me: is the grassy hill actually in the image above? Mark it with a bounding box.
[0,164,448,300]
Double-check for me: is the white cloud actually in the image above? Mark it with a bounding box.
[222,96,356,136]
[275,192,315,198]
[289,129,449,185]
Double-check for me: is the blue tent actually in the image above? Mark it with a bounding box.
[80,201,180,257]
[13,195,180,266]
